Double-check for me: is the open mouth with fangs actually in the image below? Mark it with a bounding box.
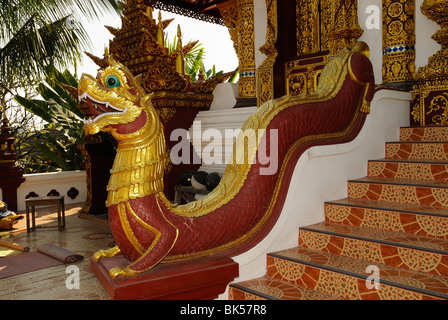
[79,92,127,125]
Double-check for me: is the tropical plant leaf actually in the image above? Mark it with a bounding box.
[0,0,120,88]
[49,103,82,130]
[14,66,85,172]
[33,140,67,170]
[0,15,86,87]
[13,95,54,124]
[228,67,239,83]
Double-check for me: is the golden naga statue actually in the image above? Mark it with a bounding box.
[78,42,374,278]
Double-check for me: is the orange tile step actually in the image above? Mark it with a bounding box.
[229,275,344,300]
[400,126,448,142]
[386,141,448,160]
[368,158,448,181]
[264,246,448,300]
[347,176,448,207]
[325,198,448,239]
[299,221,448,277]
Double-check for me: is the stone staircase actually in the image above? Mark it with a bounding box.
[229,126,448,300]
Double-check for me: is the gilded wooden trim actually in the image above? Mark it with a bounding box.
[238,0,256,99]
[257,0,278,106]
[382,0,416,84]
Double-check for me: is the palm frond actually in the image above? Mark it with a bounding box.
[0,0,120,41]
[14,95,54,124]
[0,15,87,87]
[0,0,121,90]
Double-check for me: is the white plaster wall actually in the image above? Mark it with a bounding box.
[12,170,87,211]
[358,0,383,85]
[188,106,257,174]
[210,83,239,111]
[229,89,411,284]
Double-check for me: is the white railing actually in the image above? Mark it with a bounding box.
[9,170,87,211]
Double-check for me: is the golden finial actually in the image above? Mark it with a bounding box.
[175,25,185,74]
[146,6,153,19]
[176,25,182,48]
[197,67,205,83]
[157,11,164,45]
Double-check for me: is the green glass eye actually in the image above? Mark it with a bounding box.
[106,75,120,88]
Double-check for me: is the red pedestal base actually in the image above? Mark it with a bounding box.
[90,255,239,300]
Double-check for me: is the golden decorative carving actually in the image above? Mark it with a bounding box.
[86,1,233,112]
[289,0,362,96]
[327,0,363,54]
[411,81,448,125]
[427,92,448,123]
[156,108,176,123]
[296,0,362,55]
[411,0,448,125]
[285,53,330,96]
[414,0,448,81]
[217,0,239,55]
[257,0,278,106]
[296,0,321,55]
[237,0,256,99]
[382,0,416,84]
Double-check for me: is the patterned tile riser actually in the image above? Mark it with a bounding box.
[400,127,448,142]
[298,229,448,277]
[324,203,448,239]
[368,161,448,181]
[229,126,448,300]
[348,182,448,207]
[386,143,448,160]
[229,287,267,300]
[265,255,441,300]
[229,276,345,300]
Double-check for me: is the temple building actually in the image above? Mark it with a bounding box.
[2,0,448,301]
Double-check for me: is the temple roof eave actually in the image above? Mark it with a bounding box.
[146,0,225,25]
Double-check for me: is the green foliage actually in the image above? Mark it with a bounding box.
[164,34,237,83]
[0,0,121,89]
[14,66,85,173]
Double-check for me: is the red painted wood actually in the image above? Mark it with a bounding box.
[90,254,239,300]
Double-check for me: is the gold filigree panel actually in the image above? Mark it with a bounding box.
[327,0,363,54]
[238,0,256,99]
[218,0,239,54]
[411,0,448,126]
[411,81,448,126]
[291,0,361,97]
[257,0,278,106]
[382,0,416,84]
[285,52,329,96]
[296,0,321,55]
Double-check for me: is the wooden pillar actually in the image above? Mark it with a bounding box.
[257,0,278,106]
[382,0,416,89]
[235,0,257,107]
